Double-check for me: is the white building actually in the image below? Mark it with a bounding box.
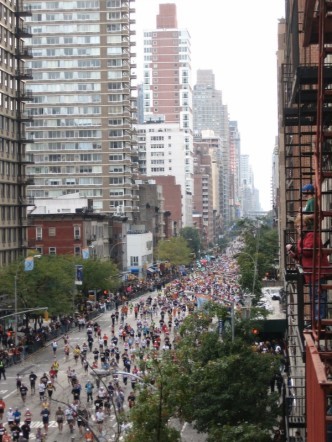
[136,121,192,225]
[126,229,153,277]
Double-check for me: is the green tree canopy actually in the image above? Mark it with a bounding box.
[156,237,192,267]
[179,227,201,257]
[126,308,281,441]
[0,255,120,315]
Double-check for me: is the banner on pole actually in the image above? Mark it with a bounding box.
[75,265,83,285]
[24,257,34,272]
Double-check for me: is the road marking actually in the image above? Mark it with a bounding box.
[29,420,58,428]
[3,389,15,399]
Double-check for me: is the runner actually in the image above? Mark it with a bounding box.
[41,407,50,433]
[19,383,28,403]
[24,408,32,425]
[29,371,37,395]
[0,398,5,420]
[55,406,65,433]
[15,374,22,393]
[38,381,46,401]
[65,406,75,433]
[46,380,56,399]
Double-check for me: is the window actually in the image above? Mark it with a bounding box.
[74,246,81,256]
[130,256,139,266]
[48,227,56,236]
[36,247,43,254]
[36,226,42,240]
[49,247,56,255]
[74,226,81,240]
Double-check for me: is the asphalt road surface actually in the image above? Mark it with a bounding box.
[0,291,206,441]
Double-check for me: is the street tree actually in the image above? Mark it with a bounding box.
[0,255,120,315]
[125,308,281,441]
[156,237,192,267]
[180,227,201,257]
[173,311,280,436]
[125,364,181,442]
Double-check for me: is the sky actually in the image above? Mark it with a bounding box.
[134,0,285,211]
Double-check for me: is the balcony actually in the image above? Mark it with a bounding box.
[19,133,34,144]
[18,196,35,206]
[15,26,32,39]
[17,111,33,123]
[17,175,34,185]
[15,3,32,16]
[15,69,33,80]
[21,153,34,164]
[17,46,33,59]
[16,89,33,101]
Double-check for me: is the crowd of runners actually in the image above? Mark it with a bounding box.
[0,245,265,441]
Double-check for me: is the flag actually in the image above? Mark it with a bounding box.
[75,265,83,285]
[24,257,34,272]
[82,248,90,260]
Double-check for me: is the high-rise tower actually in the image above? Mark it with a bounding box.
[0,0,33,266]
[24,0,138,219]
[193,69,231,226]
[142,3,193,225]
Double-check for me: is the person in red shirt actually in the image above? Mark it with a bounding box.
[286,214,332,321]
[0,399,5,420]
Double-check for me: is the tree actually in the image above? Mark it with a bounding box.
[175,317,280,436]
[0,255,120,315]
[235,219,279,298]
[126,308,281,440]
[179,227,201,257]
[156,237,192,267]
[125,365,181,442]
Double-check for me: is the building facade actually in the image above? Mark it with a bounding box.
[142,3,193,226]
[136,121,190,225]
[193,69,231,227]
[27,212,111,260]
[24,0,138,220]
[0,0,33,266]
[193,143,214,246]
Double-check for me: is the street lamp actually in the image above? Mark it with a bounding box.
[235,251,258,318]
[110,241,125,269]
[13,254,43,346]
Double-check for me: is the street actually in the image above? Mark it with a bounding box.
[0,290,206,441]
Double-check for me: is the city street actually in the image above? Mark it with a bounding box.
[0,290,205,441]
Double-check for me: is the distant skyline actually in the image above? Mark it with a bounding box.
[135,0,285,211]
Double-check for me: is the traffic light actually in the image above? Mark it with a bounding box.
[252,328,260,336]
[103,290,108,296]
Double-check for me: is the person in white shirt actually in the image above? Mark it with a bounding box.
[95,409,104,432]
[38,382,46,401]
[7,407,14,426]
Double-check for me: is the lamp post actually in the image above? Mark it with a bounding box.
[236,251,258,318]
[110,241,125,269]
[13,254,42,346]
[14,274,18,346]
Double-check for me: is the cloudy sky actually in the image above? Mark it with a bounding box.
[135,0,285,211]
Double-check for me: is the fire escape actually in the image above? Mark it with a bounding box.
[283,1,332,441]
[14,0,34,254]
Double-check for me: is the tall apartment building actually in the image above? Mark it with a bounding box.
[24,0,138,220]
[239,154,255,216]
[142,3,193,226]
[193,143,214,246]
[0,0,33,266]
[136,121,188,225]
[193,69,231,227]
[229,121,241,219]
